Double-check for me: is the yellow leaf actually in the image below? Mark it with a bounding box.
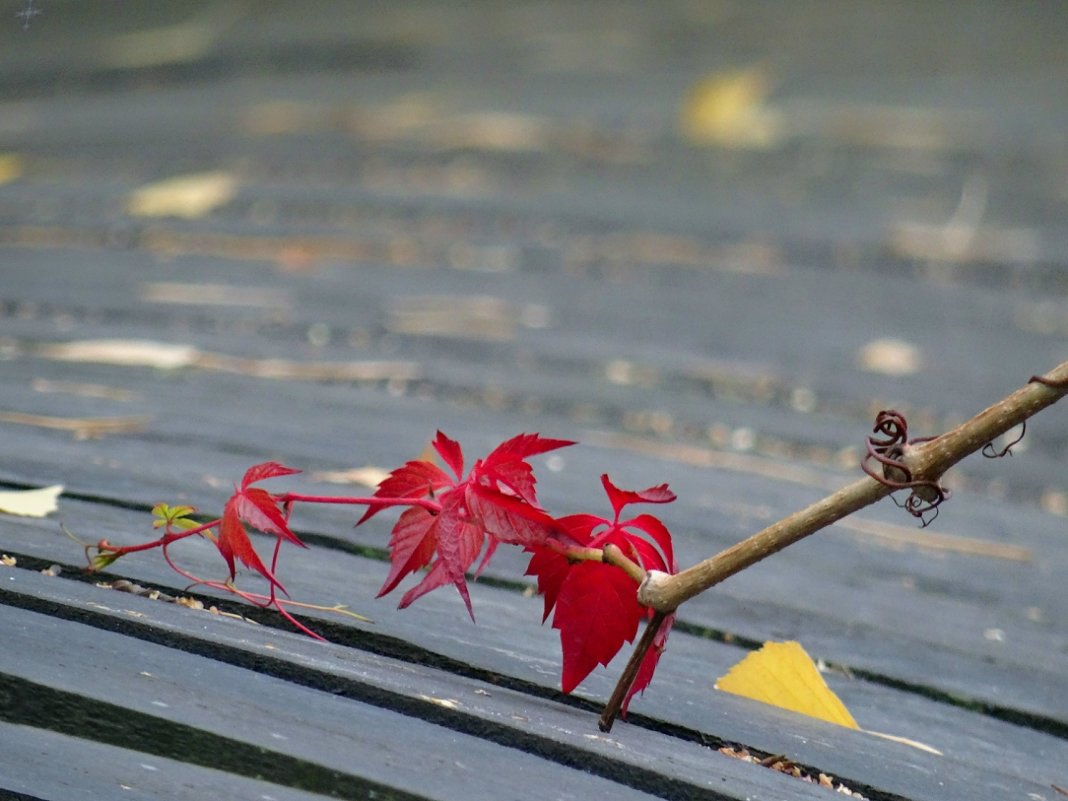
[127,171,237,219]
[715,640,859,728]
[716,641,943,754]
[0,485,64,518]
[680,66,781,149]
[0,153,23,185]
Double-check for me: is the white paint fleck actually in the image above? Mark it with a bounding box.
[730,427,754,452]
[983,628,1006,642]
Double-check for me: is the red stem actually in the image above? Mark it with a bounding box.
[162,537,326,640]
[278,493,442,513]
[102,519,219,556]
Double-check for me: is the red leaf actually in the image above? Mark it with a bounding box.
[554,557,643,693]
[554,513,604,546]
[241,461,301,488]
[529,479,678,698]
[623,612,676,717]
[479,433,574,505]
[524,545,571,622]
[600,474,676,520]
[472,537,499,580]
[483,432,575,468]
[227,463,306,549]
[376,506,438,598]
[357,459,453,525]
[217,499,285,592]
[233,487,303,547]
[623,514,675,572]
[432,430,465,480]
[466,484,558,547]
[427,494,485,618]
[374,431,572,616]
[398,497,485,620]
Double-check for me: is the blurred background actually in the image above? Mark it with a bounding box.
[1,1,1067,516]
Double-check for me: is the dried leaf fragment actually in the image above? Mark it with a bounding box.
[681,67,782,149]
[0,485,63,517]
[37,339,200,370]
[127,171,237,219]
[0,153,24,185]
[0,410,151,439]
[311,466,391,487]
[35,338,419,382]
[856,338,922,376]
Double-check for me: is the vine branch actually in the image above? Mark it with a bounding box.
[599,360,1068,729]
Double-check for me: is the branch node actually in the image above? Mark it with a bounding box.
[636,569,677,612]
[602,543,647,584]
[861,409,948,526]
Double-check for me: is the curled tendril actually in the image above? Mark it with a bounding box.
[982,373,1068,456]
[861,409,948,527]
[982,421,1026,459]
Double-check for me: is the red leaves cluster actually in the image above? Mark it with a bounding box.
[365,432,678,712]
[526,475,677,712]
[209,431,677,713]
[358,431,573,618]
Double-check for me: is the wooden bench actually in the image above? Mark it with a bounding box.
[1,4,1066,799]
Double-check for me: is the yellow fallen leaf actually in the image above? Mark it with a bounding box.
[717,641,943,755]
[681,66,781,149]
[715,640,859,728]
[0,153,23,185]
[127,171,237,219]
[0,485,64,517]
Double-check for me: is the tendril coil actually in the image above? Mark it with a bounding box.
[861,409,947,527]
[982,421,1025,458]
[982,373,1067,457]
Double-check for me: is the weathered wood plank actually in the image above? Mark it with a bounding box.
[0,571,841,801]
[2,502,1064,801]
[0,721,345,801]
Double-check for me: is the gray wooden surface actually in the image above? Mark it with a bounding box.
[1,3,1067,800]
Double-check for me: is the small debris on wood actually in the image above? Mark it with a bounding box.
[718,746,869,799]
[96,579,256,624]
